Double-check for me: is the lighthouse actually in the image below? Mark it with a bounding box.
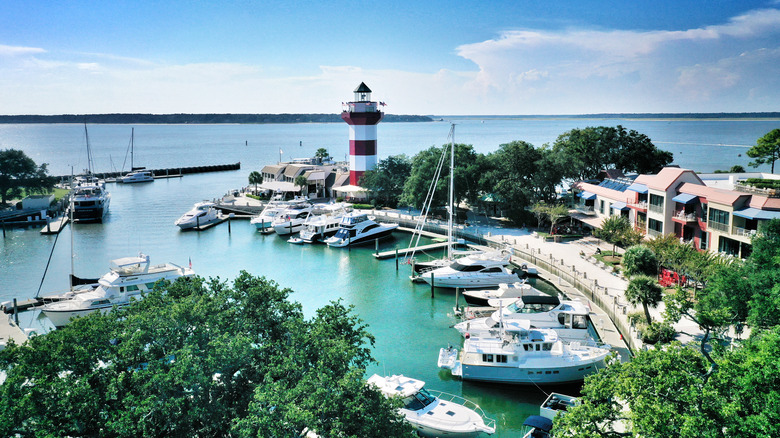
[342,82,384,186]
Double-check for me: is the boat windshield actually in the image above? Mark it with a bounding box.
[450,261,486,272]
[402,388,437,411]
[506,301,557,313]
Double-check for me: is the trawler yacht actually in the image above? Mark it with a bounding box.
[324,212,398,247]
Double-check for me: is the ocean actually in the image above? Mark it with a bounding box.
[1,117,778,436]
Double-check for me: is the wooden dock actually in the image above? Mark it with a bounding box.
[40,215,69,235]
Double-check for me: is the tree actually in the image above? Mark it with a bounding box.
[401,144,482,210]
[248,171,263,194]
[747,128,780,173]
[314,147,332,164]
[531,202,547,229]
[0,272,414,437]
[595,215,631,254]
[360,155,411,207]
[547,204,570,235]
[0,149,55,205]
[625,275,663,324]
[481,141,541,222]
[622,245,658,278]
[295,175,309,197]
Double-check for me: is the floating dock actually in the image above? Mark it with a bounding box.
[373,241,451,259]
[0,314,30,349]
[40,215,69,235]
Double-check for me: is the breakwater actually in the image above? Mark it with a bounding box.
[54,162,241,181]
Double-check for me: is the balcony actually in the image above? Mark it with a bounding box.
[708,221,729,233]
[648,204,664,214]
[575,205,596,216]
[647,229,663,238]
[628,201,648,211]
[672,210,698,223]
[732,226,757,238]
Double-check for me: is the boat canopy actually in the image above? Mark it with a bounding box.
[110,254,150,270]
[523,415,553,432]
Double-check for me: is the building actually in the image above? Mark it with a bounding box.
[572,167,780,258]
[341,82,384,186]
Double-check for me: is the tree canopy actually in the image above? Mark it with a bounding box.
[747,128,780,173]
[0,148,55,205]
[360,154,412,208]
[0,272,414,437]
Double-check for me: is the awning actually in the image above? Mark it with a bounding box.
[610,201,628,211]
[733,207,780,220]
[672,193,699,204]
[259,181,301,192]
[579,191,596,200]
[333,184,367,194]
[569,212,604,228]
[626,183,648,194]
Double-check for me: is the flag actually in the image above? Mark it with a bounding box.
[188,257,192,269]
[279,148,283,154]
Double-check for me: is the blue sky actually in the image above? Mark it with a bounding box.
[1,0,779,115]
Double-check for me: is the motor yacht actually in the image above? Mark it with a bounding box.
[119,170,153,183]
[418,252,520,289]
[461,281,539,306]
[41,254,194,327]
[71,176,110,222]
[271,202,315,235]
[250,196,309,231]
[298,203,352,243]
[438,320,611,385]
[175,201,222,230]
[367,374,495,437]
[324,212,398,247]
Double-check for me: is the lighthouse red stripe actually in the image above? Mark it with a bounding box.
[350,170,365,186]
[350,140,376,156]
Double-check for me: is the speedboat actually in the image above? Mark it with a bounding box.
[175,201,222,230]
[71,176,110,222]
[119,170,153,183]
[298,203,352,243]
[41,254,194,327]
[438,320,611,385]
[367,374,495,437]
[271,202,315,235]
[324,212,398,247]
[454,296,594,341]
[419,252,520,289]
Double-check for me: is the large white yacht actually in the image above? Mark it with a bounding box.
[250,196,309,231]
[461,281,539,306]
[175,201,222,230]
[271,202,315,235]
[418,252,520,288]
[367,374,495,437]
[438,320,611,385]
[324,212,398,247]
[71,176,111,223]
[41,254,195,327]
[119,170,153,184]
[298,203,352,243]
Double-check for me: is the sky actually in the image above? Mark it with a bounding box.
[1,0,779,115]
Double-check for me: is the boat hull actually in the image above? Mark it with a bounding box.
[421,273,521,289]
[72,204,109,223]
[42,304,120,328]
[325,226,396,248]
[459,359,606,385]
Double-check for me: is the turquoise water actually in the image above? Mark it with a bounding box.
[2,119,778,435]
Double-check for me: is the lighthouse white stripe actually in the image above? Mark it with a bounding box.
[350,154,377,172]
[349,125,378,141]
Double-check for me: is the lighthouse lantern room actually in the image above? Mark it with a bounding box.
[342,82,384,186]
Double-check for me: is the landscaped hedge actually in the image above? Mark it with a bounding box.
[744,178,780,190]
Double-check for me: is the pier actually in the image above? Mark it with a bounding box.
[54,162,241,182]
[40,215,70,235]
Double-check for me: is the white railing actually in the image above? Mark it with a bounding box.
[732,226,757,238]
[648,204,663,214]
[708,221,729,232]
[628,201,648,210]
[673,210,697,221]
[575,206,596,216]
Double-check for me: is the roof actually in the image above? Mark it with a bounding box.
[626,182,648,194]
[283,164,313,179]
[259,181,301,192]
[574,181,632,203]
[748,195,780,210]
[353,82,372,93]
[261,164,285,174]
[637,167,704,191]
[678,182,749,206]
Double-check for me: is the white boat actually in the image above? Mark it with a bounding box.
[271,202,315,235]
[71,176,111,223]
[324,212,398,247]
[175,201,222,230]
[298,203,352,243]
[41,254,194,327]
[250,196,309,231]
[438,320,611,385]
[118,128,154,183]
[454,295,594,341]
[419,251,520,289]
[461,281,538,306]
[367,374,495,437]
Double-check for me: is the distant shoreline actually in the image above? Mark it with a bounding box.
[0,113,433,124]
[437,112,780,121]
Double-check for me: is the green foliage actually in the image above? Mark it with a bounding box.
[360,155,411,208]
[314,147,332,162]
[625,275,663,325]
[0,272,413,437]
[729,165,746,173]
[530,201,570,233]
[743,178,780,190]
[0,149,55,205]
[481,140,550,221]
[747,128,780,173]
[622,245,658,278]
[401,143,485,209]
[294,175,309,196]
[248,171,262,193]
[595,215,631,254]
[641,321,677,344]
[351,203,373,210]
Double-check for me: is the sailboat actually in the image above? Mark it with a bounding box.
[119,128,153,183]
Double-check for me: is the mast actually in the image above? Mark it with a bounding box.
[130,127,134,171]
[69,170,74,292]
[447,124,455,260]
[84,123,95,175]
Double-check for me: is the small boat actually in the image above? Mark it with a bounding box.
[461,281,537,306]
[324,212,398,247]
[175,201,222,230]
[41,254,194,327]
[521,416,553,438]
[287,236,304,244]
[367,374,495,437]
[418,252,521,289]
[120,170,153,184]
[438,320,611,385]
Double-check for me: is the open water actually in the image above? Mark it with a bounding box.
[1,118,778,436]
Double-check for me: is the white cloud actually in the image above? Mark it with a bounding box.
[0,44,45,56]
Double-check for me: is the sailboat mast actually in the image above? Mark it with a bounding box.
[448,124,455,260]
[84,123,94,175]
[130,127,134,171]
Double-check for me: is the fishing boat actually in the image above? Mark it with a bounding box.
[175,201,222,230]
[324,212,398,247]
[118,128,153,183]
[41,254,194,327]
[438,320,611,385]
[367,374,495,437]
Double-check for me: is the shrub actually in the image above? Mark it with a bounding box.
[641,322,677,345]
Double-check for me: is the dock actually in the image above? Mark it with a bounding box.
[40,215,69,235]
[374,241,451,259]
[0,314,30,350]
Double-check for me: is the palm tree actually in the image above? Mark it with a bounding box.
[314,148,331,164]
[625,275,664,324]
[248,171,262,195]
[295,175,309,197]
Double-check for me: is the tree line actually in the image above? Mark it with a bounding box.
[0,113,433,124]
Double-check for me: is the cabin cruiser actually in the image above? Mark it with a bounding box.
[71,176,110,222]
[175,201,222,230]
[454,296,594,341]
[367,374,495,437]
[119,170,153,183]
[461,281,539,306]
[419,252,521,288]
[412,249,511,275]
[324,212,398,247]
[438,320,611,385]
[298,203,352,243]
[41,254,194,327]
[271,202,315,235]
[250,196,309,231]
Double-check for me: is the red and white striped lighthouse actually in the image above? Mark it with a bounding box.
[341,82,384,186]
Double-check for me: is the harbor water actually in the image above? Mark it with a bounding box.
[1,118,778,435]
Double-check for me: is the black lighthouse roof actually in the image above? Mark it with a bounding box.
[353,82,372,93]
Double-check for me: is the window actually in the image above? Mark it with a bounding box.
[708,208,729,225]
[482,354,494,363]
[599,200,605,214]
[648,218,663,233]
[496,355,508,363]
[701,203,708,222]
[700,231,708,250]
[127,285,139,291]
[650,194,664,208]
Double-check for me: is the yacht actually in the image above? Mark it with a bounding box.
[418,252,521,289]
[71,176,111,222]
[41,254,195,327]
[250,196,309,231]
[367,374,495,437]
[298,203,352,243]
[324,212,398,247]
[119,170,153,184]
[175,201,222,230]
[454,296,593,341]
[461,281,538,306]
[438,320,611,385]
[271,202,315,235]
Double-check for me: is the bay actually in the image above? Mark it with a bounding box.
[1,117,778,436]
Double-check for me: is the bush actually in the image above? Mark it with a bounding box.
[351,203,373,210]
[627,311,645,327]
[641,322,677,345]
[744,178,780,190]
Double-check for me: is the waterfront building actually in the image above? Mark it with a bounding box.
[341,82,384,186]
[572,167,780,258]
